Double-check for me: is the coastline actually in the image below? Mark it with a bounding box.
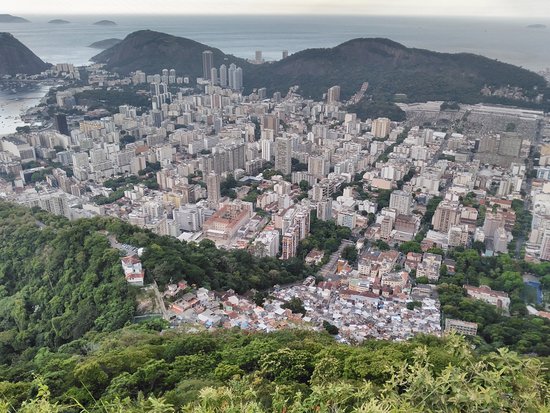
[0,84,51,136]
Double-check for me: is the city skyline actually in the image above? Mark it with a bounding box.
[4,0,550,17]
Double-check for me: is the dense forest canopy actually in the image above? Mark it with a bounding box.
[0,201,316,366]
[1,326,548,412]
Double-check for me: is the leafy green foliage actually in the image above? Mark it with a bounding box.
[322,320,339,335]
[281,297,306,315]
[246,38,549,111]
[1,329,547,412]
[399,241,423,254]
[341,245,358,264]
[424,196,443,225]
[291,158,308,172]
[220,174,238,199]
[75,87,150,112]
[93,188,126,205]
[439,249,550,355]
[347,99,406,121]
[0,202,135,366]
[440,101,460,111]
[297,214,351,258]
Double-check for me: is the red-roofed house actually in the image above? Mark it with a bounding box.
[121,255,144,286]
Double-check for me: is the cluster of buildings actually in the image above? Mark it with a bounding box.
[163,273,440,343]
[2,56,549,342]
[167,286,306,332]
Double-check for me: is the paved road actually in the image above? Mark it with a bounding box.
[514,118,543,258]
[151,281,169,321]
[318,239,354,279]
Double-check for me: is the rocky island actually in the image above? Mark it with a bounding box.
[93,20,117,26]
[48,19,71,24]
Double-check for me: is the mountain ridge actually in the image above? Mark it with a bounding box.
[0,32,50,75]
[92,30,548,105]
[246,36,547,101]
[92,30,249,78]
[88,38,122,49]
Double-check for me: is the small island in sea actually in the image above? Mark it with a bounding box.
[527,24,547,29]
[93,20,117,26]
[48,19,71,24]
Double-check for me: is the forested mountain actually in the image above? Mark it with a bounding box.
[0,33,50,75]
[92,30,250,79]
[92,30,548,106]
[246,38,547,101]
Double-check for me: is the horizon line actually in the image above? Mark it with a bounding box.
[3,12,548,19]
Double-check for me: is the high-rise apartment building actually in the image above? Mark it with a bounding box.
[371,117,391,138]
[206,171,221,208]
[308,155,328,178]
[233,67,243,90]
[540,229,550,261]
[432,200,461,233]
[210,67,218,85]
[202,50,213,80]
[260,139,272,162]
[219,64,227,87]
[228,64,236,89]
[327,85,341,104]
[262,114,280,132]
[390,190,412,215]
[275,136,292,175]
[54,114,69,136]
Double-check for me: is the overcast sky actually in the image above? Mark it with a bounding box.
[5,0,550,17]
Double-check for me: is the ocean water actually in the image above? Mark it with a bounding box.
[0,15,549,70]
[0,86,50,136]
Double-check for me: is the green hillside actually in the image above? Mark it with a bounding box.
[1,328,548,412]
[92,30,250,78]
[92,31,549,108]
[247,38,547,103]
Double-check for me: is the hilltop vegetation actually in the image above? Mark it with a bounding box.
[88,38,122,50]
[437,248,550,355]
[247,38,547,103]
[0,327,548,412]
[0,202,314,366]
[0,203,135,366]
